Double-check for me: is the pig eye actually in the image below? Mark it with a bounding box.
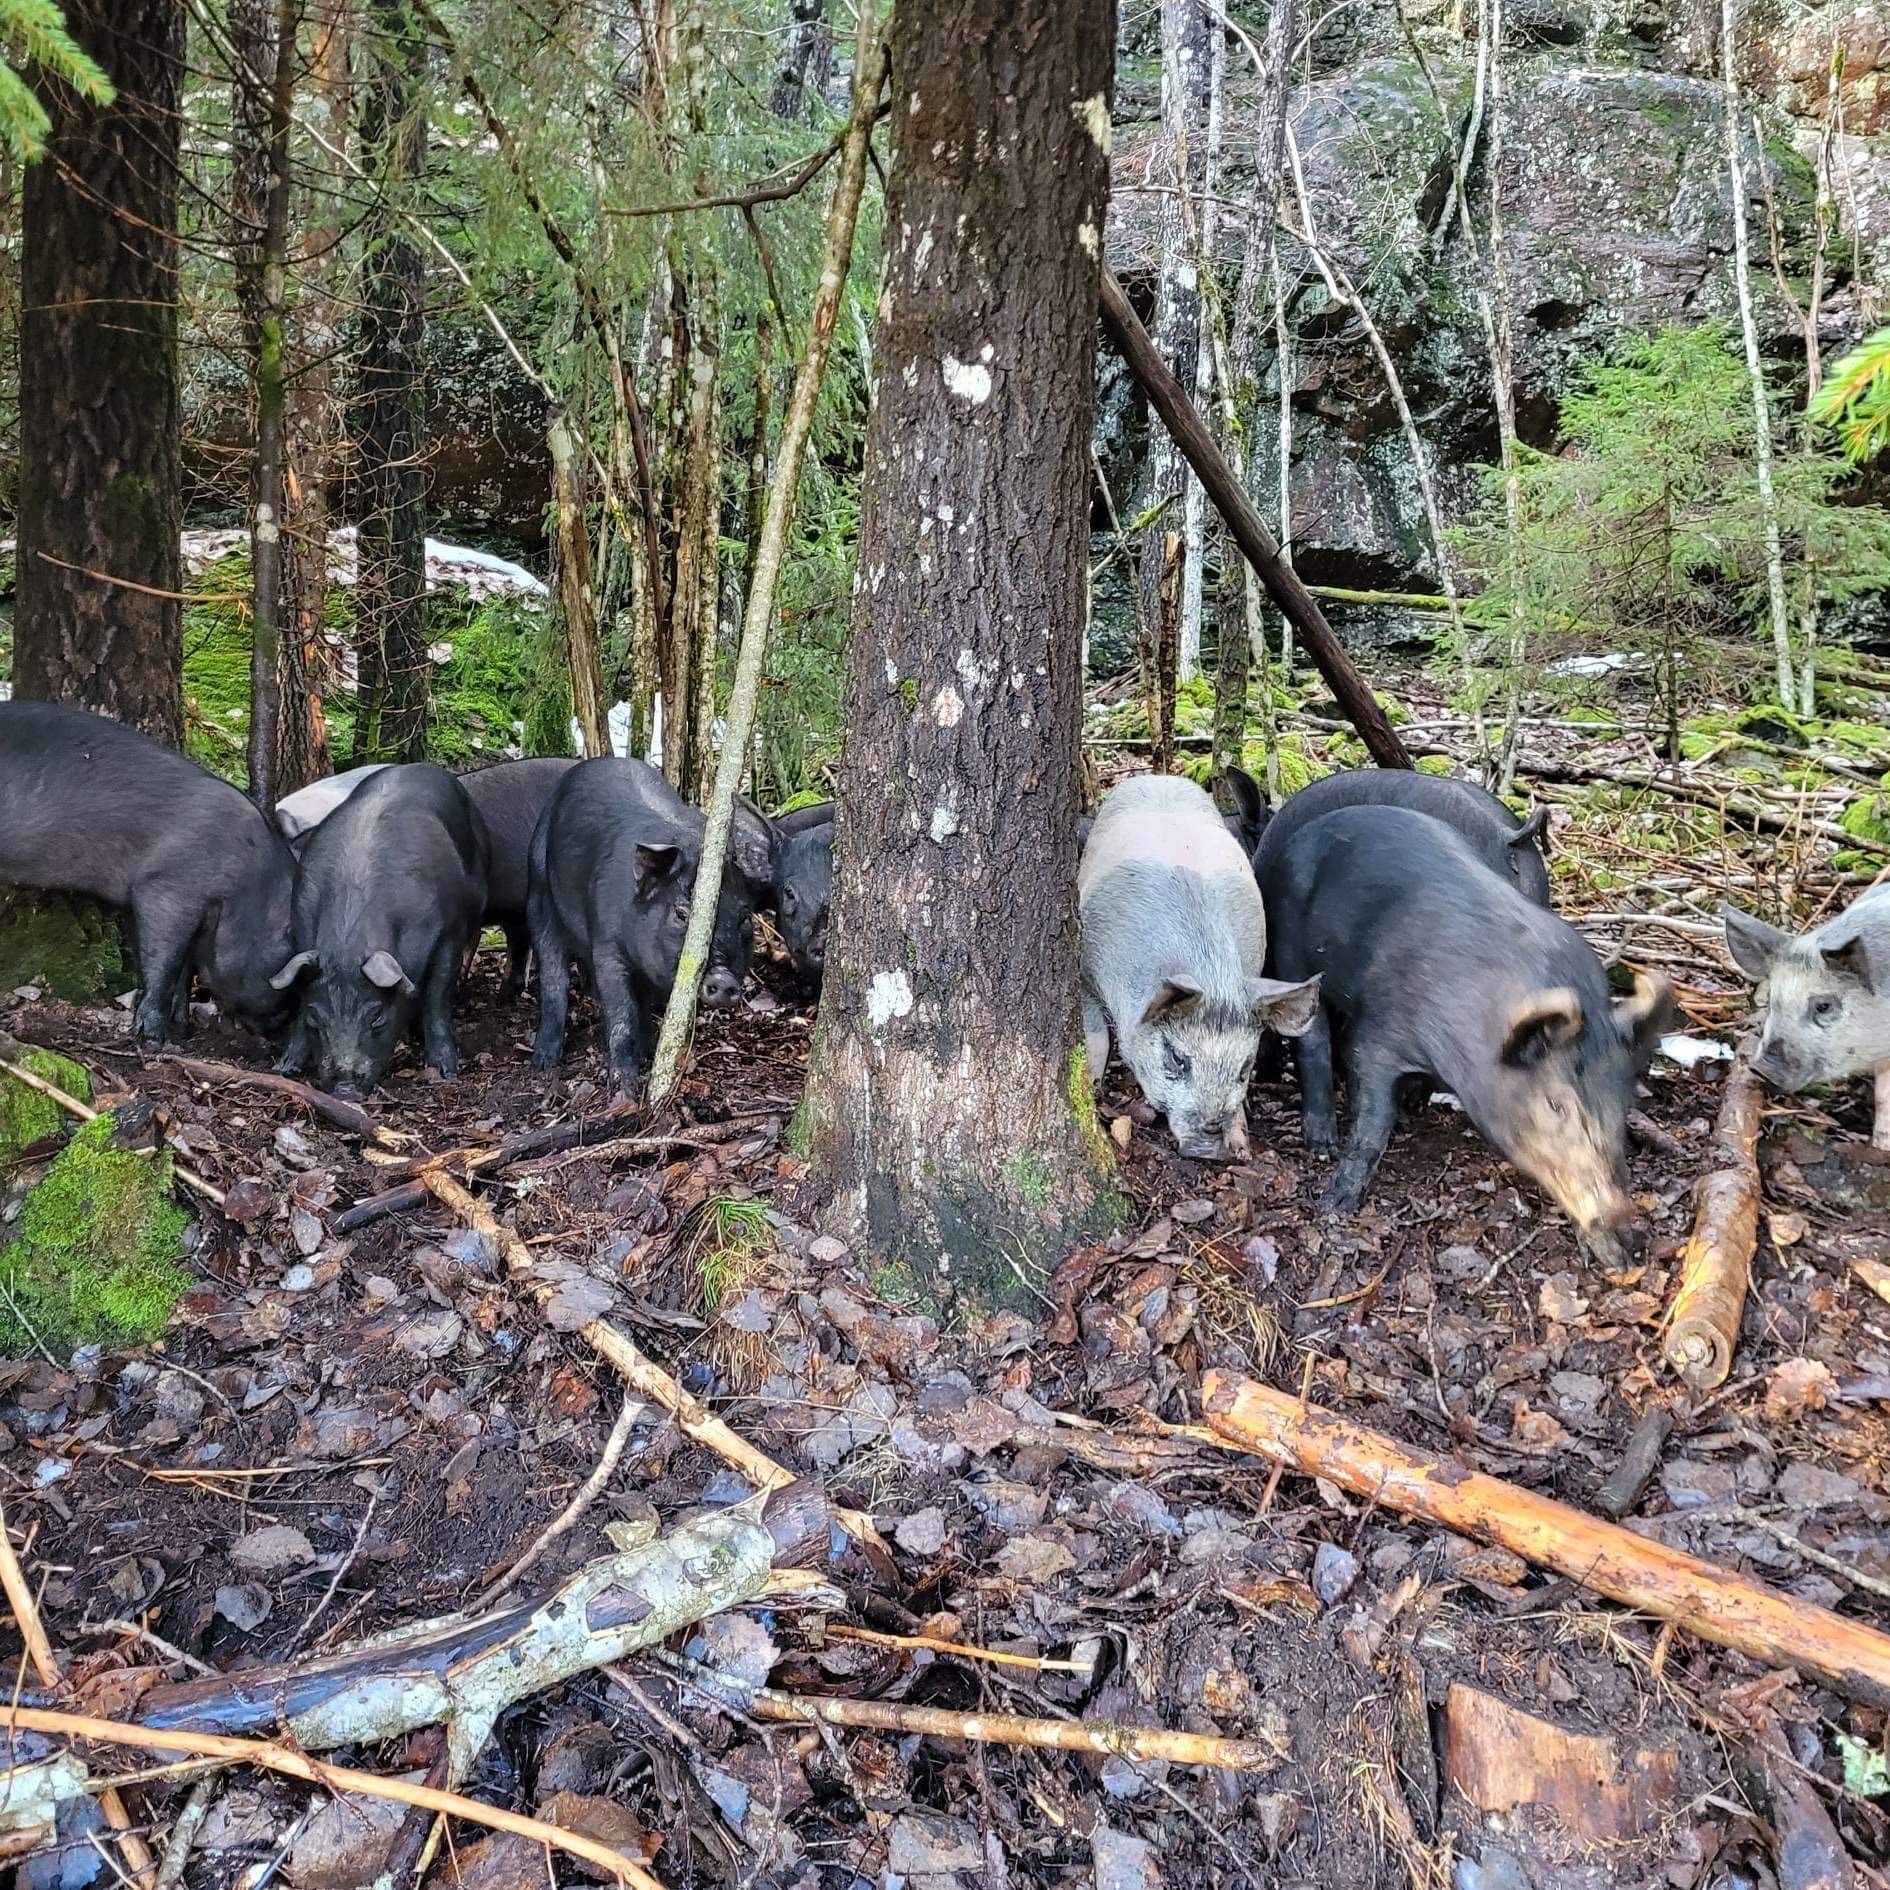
[1163,1041,1192,1080]
[1810,996,1840,1026]
[783,889,800,915]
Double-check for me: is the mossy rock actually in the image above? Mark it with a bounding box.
[1416,754,1457,776]
[0,1049,91,1163]
[0,890,127,1001]
[0,1112,189,1359]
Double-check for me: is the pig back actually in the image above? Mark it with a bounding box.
[459,758,579,918]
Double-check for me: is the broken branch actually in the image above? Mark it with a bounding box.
[1664,1034,1765,1390]
[161,1056,402,1147]
[1200,1373,1890,1708]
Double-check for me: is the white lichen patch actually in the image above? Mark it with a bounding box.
[943,356,993,405]
[914,229,935,277]
[1075,93,1112,154]
[956,647,997,692]
[929,800,960,843]
[866,969,914,1032]
[1077,220,1099,257]
[931,684,964,727]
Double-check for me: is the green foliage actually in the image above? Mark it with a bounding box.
[0,890,127,1000]
[0,0,112,162]
[0,1113,189,1358]
[0,1046,90,1160]
[1810,326,1890,464]
[1452,324,1890,723]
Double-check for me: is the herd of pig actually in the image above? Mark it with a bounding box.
[2,699,1885,1250]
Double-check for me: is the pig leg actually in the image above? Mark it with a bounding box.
[275,1010,313,1078]
[1322,1047,1401,1214]
[1875,1064,1890,1152]
[128,896,197,1044]
[500,922,532,1002]
[419,942,462,1079]
[591,950,647,1091]
[529,901,571,1068]
[1082,993,1110,1081]
[1294,1007,1340,1155]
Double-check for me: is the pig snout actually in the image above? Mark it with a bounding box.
[324,1061,380,1101]
[1175,1109,1249,1163]
[700,965,743,1010]
[1751,1038,1811,1093]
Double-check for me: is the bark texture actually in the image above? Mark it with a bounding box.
[354,0,430,761]
[15,0,186,746]
[800,0,1117,1309]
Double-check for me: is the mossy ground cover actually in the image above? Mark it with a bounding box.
[0,889,127,1001]
[0,1047,91,1160]
[0,1113,189,1358]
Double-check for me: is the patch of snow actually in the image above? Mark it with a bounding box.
[1658,1033,1733,1069]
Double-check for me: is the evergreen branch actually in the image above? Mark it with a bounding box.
[0,56,50,159]
[5,0,112,102]
[1808,325,1890,464]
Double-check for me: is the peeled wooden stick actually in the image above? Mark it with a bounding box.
[0,1706,664,1888]
[1664,1034,1765,1389]
[418,1168,883,1550]
[0,1499,157,1887]
[824,1624,1093,1675]
[0,1042,225,1207]
[1200,1373,1890,1708]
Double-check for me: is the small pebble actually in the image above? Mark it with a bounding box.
[1311,1540,1360,1605]
[282,1263,316,1293]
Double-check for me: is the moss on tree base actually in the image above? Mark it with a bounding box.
[0,1048,92,1161]
[0,889,127,1001]
[0,1113,189,1359]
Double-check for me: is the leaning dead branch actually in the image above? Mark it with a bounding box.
[1200,1372,1890,1707]
[161,1055,404,1147]
[1664,1034,1765,1389]
[0,1705,666,1888]
[417,1166,884,1551]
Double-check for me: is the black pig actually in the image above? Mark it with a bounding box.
[527,759,758,1088]
[458,757,579,996]
[1262,806,1668,1251]
[0,701,296,1042]
[270,764,489,1097]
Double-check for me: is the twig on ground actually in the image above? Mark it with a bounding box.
[0,1705,667,1889]
[1741,1515,1890,1607]
[1593,1407,1674,1522]
[152,1774,220,1890]
[823,1624,1094,1675]
[474,1396,639,1611]
[160,1057,404,1148]
[283,1491,379,1656]
[0,1499,157,1887]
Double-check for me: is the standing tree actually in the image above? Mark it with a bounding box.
[798,0,1117,1309]
[354,0,429,761]
[14,0,186,745]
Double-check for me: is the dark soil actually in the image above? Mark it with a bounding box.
[2,912,1887,1890]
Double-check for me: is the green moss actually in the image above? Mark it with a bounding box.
[785,1092,815,1159]
[0,1113,189,1359]
[1003,1151,1054,1209]
[1838,787,1890,847]
[776,789,831,816]
[897,676,919,715]
[0,890,127,1000]
[1415,754,1455,776]
[870,1256,927,1311]
[1066,1041,1114,1175]
[0,1049,91,1161]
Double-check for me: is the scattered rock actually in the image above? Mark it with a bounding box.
[1092,1825,1161,1890]
[230,1523,316,1574]
[1312,1541,1361,1604]
[895,1506,947,1556]
[213,1582,272,1631]
[287,1784,410,1888]
[888,1810,982,1884]
[535,1794,658,1883]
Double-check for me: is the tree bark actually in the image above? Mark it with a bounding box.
[1138,0,1211,683]
[768,0,828,123]
[354,0,430,761]
[15,0,185,746]
[550,412,610,756]
[276,0,349,792]
[1099,269,1412,770]
[799,0,1118,1309]
[232,0,300,810]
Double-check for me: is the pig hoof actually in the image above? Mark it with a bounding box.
[1319,1178,1366,1216]
[529,1049,562,1072]
[1303,1125,1339,1157]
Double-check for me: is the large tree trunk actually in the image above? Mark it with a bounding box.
[354,0,430,762]
[15,0,185,746]
[798,0,1117,1310]
[276,0,350,791]
[232,0,300,810]
[1136,0,1210,685]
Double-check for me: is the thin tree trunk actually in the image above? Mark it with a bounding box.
[1720,0,1795,713]
[1180,12,1224,691]
[798,0,1116,1308]
[740,308,773,612]
[551,412,610,756]
[1271,263,1294,690]
[1154,533,1181,774]
[355,0,430,761]
[1139,0,1210,684]
[233,0,300,810]
[768,0,827,123]
[646,16,888,1104]
[15,0,185,746]
[276,0,348,791]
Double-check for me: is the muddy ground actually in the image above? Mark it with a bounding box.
[2,906,1887,1890]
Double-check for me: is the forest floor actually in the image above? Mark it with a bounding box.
[3,682,1890,1890]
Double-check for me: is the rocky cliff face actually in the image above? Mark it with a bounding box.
[1102,0,1886,626]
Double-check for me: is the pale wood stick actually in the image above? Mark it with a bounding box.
[0,1049,225,1207]
[1664,1034,1764,1389]
[0,1705,665,1887]
[1200,1373,1890,1708]
[0,1500,157,1886]
[417,1169,883,1551]
[824,1623,1093,1674]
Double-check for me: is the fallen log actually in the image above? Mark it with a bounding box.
[161,1055,403,1148]
[1664,1034,1765,1390]
[1098,266,1413,772]
[1200,1373,1890,1708]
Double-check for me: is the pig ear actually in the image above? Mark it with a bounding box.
[1141,976,1204,1026]
[1720,904,1790,982]
[1612,968,1675,1062]
[268,950,319,992]
[1822,931,1876,993]
[731,803,778,890]
[1501,987,1585,1067]
[1248,973,1321,1038]
[362,950,414,995]
[1216,768,1268,857]
[635,843,683,885]
[1509,806,1551,853]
